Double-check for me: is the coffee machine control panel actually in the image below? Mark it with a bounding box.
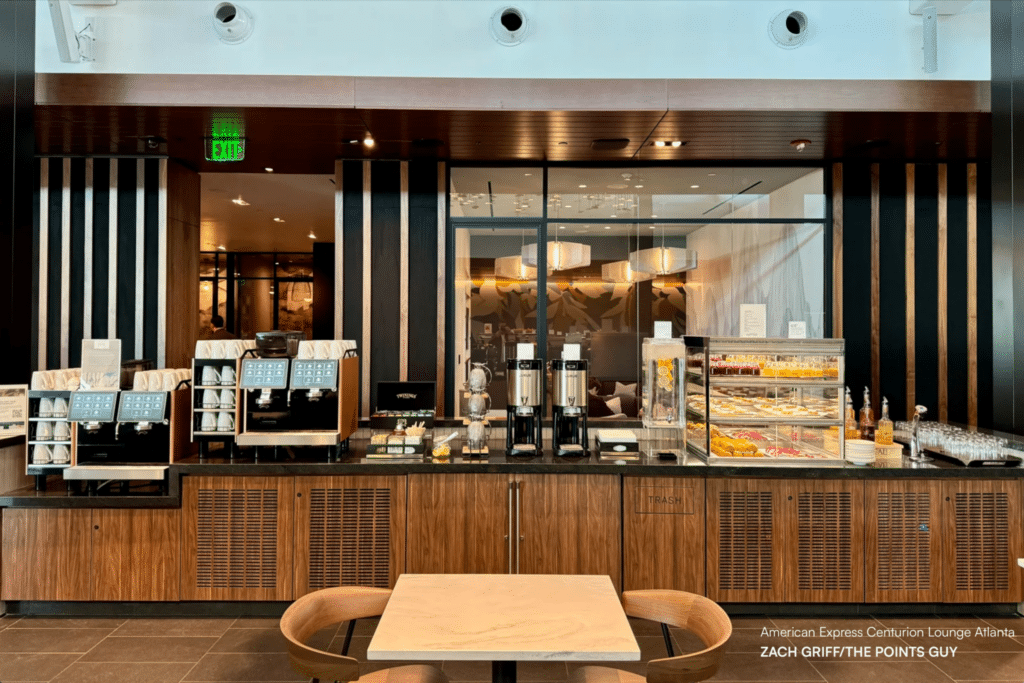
[67,391,119,423]
[290,360,338,390]
[239,359,289,390]
[117,391,167,422]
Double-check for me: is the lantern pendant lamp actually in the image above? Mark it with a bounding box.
[521,240,590,271]
[601,259,654,283]
[628,246,698,275]
[494,255,537,280]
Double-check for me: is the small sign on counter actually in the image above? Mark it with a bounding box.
[0,385,28,438]
[739,304,767,338]
[788,321,808,338]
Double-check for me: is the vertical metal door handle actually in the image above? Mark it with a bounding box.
[515,480,521,574]
[507,481,514,574]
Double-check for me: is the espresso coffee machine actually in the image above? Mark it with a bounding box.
[67,390,120,463]
[505,356,544,457]
[550,358,588,457]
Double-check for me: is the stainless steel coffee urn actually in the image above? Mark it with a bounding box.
[550,359,588,457]
[505,358,544,456]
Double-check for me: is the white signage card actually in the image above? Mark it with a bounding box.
[788,321,808,339]
[80,338,122,390]
[739,304,767,338]
[516,343,535,360]
[0,385,28,438]
[563,343,581,361]
[653,321,673,339]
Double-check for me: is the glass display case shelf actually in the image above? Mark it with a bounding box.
[684,336,846,467]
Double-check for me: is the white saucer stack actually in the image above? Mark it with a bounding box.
[845,439,876,465]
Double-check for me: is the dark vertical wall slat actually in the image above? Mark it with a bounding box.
[946,164,969,425]
[914,164,939,418]
[46,160,63,369]
[842,162,872,404]
[69,158,86,366]
[877,163,907,421]
[143,159,160,361]
[311,241,334,339]
[31,157,40,371]
[116,158,137,356]
[91,158,111,339]
[342,160,364,414]
[977,162,994,427]
[407,159,438,382]
[369,161,401,411]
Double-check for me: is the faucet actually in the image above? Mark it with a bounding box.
[909,404,929,461]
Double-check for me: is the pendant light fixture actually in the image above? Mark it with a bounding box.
[522,240,590,271]
[601,259,653,283]
[494,255,537,280]
[629,224,698,276]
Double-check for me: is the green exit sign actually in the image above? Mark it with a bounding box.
[205,137,246,162]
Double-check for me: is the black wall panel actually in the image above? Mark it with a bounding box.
[47,160,63,369]
[842,162,873,407]
[407,160,438,382]
[116,158,138,357]
[91,159,111,339]
[68,159,86,367]
[977,163,994,426]
[914,164,939,419]
[946,164,969,425]
[877,163,907,420]
[143,159,160,361]
[369,162,401,411]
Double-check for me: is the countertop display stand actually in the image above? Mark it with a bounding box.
[191,358,240,459]
[26,390,75,488]
[683,336,847,467]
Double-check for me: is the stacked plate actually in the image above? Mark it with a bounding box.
[845,439,876,465]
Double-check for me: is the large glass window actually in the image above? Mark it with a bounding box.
[449,166,826,420]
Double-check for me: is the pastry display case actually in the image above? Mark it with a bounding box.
[684,336,846,466]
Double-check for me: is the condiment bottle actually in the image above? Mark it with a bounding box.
[845,387,859,440]
[859,386,875,440]
[875,397,894,446]
[392,418,407,437]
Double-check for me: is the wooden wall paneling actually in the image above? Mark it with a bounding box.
[864,479,943,603]
[622,476,704,594]
[181,475,295,601]
[361,160,371,418]
[782,479,864,603]
[706,478,786,602]
[905,163,916,420]
[937,164,948,421]
[1,508,92,601]
[967,163,978,426]
[293,475,407,597]
[399,161,409,381]
[870,163,880,413]
[832,163,843,338]
[406,473,509,575]
[941,479,1024,603]
[91,508,180,601]
[516,474,621,588]
[164,161,200,369]
[436,162,446,415]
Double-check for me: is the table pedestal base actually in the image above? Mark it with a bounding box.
[492,660,516,683]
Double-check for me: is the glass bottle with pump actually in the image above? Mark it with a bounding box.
[859,386,874,440]
[845,387,859,440]
[875,397,893,446]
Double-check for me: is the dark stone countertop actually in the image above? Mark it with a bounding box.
[0,441,1021,508]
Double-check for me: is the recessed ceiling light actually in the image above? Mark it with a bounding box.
[264,167,273,173]
[635,185,643,188]
[707,173,717,176]
[558,226,565,230]
[231,195,249,206]
[363,135,375,147]
[671,141,683,147]
[604,226,611,230]
[563,205,572,208]
[217,245,226,250]
[273,217,285,223]
[649,226,657,230]
[651,214,658,218]
[654,141,666,147]
[579,184,587,188]
[691,185,700,189]
[610,214,617,218]
[349,139,359,144]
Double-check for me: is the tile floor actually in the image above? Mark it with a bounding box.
[0,612,1020,682]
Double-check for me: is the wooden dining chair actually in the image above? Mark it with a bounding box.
[569,590,732,683]
[280,585,450,683]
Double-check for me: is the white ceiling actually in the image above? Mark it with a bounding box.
[200,172,334,252]
[450,166,821,220]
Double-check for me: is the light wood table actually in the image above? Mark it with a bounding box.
[368,574,640,683]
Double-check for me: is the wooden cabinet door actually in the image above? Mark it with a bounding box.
[706,478,786,602]
[865,480,943,602]
[941,479,1023,603]
[181,476,295,601]
[407,474,510,574]
[622,476,704,593]
[1,509,92,601]
[516,474,621,588]
[92,509,181,601]
[293,476,407,597]
[781,479,864,603]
